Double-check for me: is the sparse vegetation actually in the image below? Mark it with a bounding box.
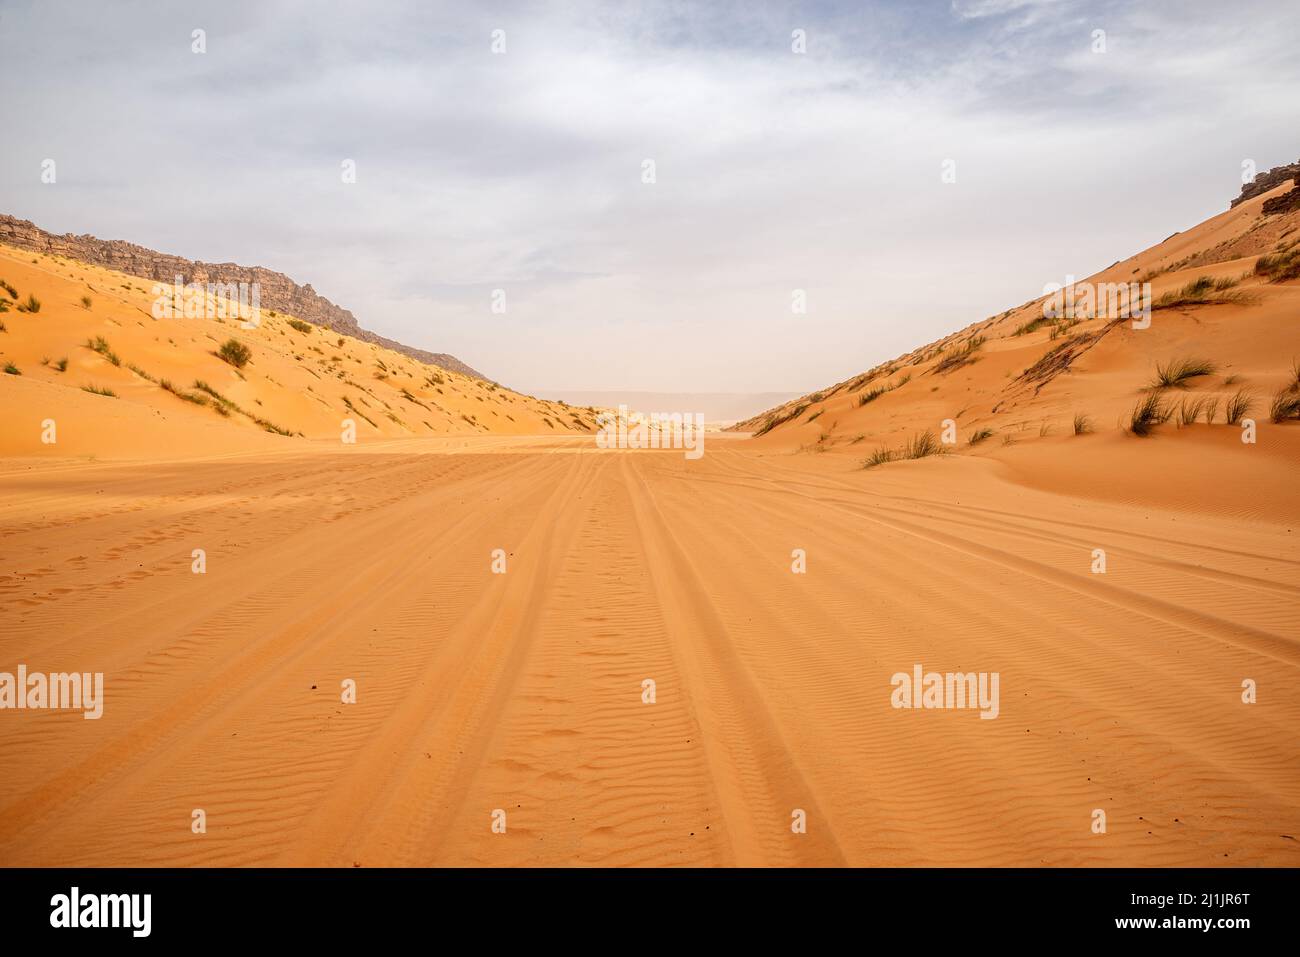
[754,402,809,436]
[160,378,209,405]
[54,357,68,372]
[1269,387,1300,423]
[1072,412,1093,435]
[904,430,941,459]
[81,384,117,397]
[857,386,888,407]
[1153,275,1251,310]
[16,294,41,313]
[3,362,20,375]
[1254,247,1300,282]
[86,336,121,366]
[968,428,994,446]
[342,395,378,428]
[399,388,429,410]
[1177,396,1208,426]
[218,338,252,369]
[0,280,17,299]
[1013,315,1052,337]
[80,295,93,309]
[287,318,313,334]
[862,446,894,469]
[1225,389,1253,425]
[1128,393,1172,436]
[1151,356,1216,389]
[1269,364,1300,422]
[931,336,985,375]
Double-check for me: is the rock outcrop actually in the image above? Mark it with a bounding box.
[1231,159,1299,210]
[0,214,485,380]
[1261,184,1300,216]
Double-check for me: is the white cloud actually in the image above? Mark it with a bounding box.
[0,0,1295,392]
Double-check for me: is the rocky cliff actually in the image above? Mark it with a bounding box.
[0,214,485,380]
[1231,159,1299,211]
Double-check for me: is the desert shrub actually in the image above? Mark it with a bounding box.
[1177,396,1208,426]
[1129,394,1171,435]
[1072,412,1093,435]
[3,362,20,375]
[1269,383,1300,423]
[753,402,809,436]
[1153,276,1252,310]
[1269,389,1300,422]
[1254,248,1300,282]
[1014,315,1052,336]
[86,336,121,366]
[287,318,313,334]
[218,338,251,368]
[1224,389,1253,425]
[932,336,985,375]
[862,447,894,469]
[1152,357,1216,389]
[905,430,941,459]
[81,384,116,397]
[968,428,994,445]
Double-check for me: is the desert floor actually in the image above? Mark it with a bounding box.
[1,433,1297,866]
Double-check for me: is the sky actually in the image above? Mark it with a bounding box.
[1,0,1297,394]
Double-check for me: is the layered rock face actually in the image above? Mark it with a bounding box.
[0,214,485,380]
[1232,159,1299,210]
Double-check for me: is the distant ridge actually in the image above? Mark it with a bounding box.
[0,214,485,380]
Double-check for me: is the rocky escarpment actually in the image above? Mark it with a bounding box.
[1231,159,1299,212]
[0,214,485,380]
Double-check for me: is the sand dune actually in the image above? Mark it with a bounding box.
[0,245,599,460]
[736,179,1300,468]
[1,176,1298,867]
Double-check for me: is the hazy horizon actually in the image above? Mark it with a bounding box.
[535,389,804,423]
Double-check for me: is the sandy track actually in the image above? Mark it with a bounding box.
[1,436,1297,866]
